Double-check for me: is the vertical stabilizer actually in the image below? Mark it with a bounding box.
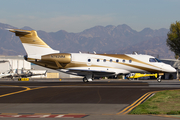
[9,29,59,59]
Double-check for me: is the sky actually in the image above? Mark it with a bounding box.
[0,0,180,33]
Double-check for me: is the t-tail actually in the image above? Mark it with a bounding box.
[9,29,59,59]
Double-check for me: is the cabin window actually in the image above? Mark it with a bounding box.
[116,59,119,63]
[149,58,156,62]
[97,59,100,62]
[129,60,132,63]
[88,59,91,62]
[122,59,125,62]
[110,59,113,62]
[103,59,106,62]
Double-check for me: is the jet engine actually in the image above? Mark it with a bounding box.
[41,53,71,64]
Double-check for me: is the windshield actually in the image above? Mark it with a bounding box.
[155,58,162,62]
[149,58,162,63]
[149,58,156,62]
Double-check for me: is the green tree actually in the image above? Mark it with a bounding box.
[166,21,180,57]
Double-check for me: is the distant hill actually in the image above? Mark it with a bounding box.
[0,22,174,59]
[108,36,174,58]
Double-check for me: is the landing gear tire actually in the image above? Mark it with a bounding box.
[157,75,162,82]
[83,77,89,83]
[157,78,161,82]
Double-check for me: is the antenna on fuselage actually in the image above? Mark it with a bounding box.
[133,51,138,55]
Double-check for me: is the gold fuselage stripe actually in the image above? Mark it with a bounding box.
[97,54,160,69]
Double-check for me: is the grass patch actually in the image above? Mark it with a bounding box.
[167,111,180,115]
[129,90,180,115]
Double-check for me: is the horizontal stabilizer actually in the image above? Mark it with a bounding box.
[8,29,31,36]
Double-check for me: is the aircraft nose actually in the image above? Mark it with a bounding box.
[163,65,176,73]
[170,67,176,73]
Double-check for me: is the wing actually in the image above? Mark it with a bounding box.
[65,67,130,77]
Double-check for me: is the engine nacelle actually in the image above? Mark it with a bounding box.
[41,53,71,64]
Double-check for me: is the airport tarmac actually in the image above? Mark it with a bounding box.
[0,79,179,120]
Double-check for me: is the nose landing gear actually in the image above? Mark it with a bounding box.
[157,75,162,82]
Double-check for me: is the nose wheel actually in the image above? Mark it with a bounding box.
[157,76,162,82]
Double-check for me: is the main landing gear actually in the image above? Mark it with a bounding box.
[83,74,93,83]
[83,77,89,83]
[83,77,93,83]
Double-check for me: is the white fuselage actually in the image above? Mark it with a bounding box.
[58,53,176,77]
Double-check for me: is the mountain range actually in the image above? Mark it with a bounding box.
[0,22,174,59]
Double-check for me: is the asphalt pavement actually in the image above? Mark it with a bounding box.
[0,79,179,120]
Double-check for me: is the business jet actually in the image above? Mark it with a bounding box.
[0,71,14,79]
[8,29,176,82]
[0,60,14,79]
[12,69,47,78]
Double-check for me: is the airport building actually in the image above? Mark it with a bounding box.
[0,55,30,73]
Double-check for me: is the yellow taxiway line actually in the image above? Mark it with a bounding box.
[117,91,155,115]
[0,85,46,98]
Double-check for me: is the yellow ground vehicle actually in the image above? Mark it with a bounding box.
[127,73,158,80]
[18,78,29,81]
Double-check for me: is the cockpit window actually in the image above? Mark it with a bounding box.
[155,58,162,62]
[149,58,156,62]
[149,58,162,63]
